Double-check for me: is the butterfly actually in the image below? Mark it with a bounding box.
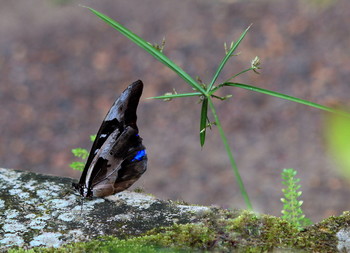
[73,80,147,198]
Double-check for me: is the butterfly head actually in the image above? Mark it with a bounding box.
[73,182,93,198]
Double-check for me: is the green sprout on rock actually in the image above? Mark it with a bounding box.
[69,135,96,171]
[280,168,311,229]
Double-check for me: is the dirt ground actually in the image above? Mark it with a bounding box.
[1,0,350,222]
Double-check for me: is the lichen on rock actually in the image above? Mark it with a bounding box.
[0,168,208,250]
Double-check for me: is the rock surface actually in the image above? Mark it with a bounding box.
[0,168,208,250]
[2,167,350,252]
[2,0,350,222]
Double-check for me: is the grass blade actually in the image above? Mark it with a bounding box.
[208,25,251,92]
[225,82,350,117]
[200,98,208,147]
[86,7,206,95]
[148,92,202,100]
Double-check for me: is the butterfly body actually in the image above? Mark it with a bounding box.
[73,80,147,198]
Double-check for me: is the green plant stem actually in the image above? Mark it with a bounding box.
[207,98,252,210]
[223,68,254,84]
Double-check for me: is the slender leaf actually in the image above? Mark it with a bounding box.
[148,92,202,100]
[208,25,251,92]
[224,82,350,117]
[200,98,208,147]
[86,7,207,95]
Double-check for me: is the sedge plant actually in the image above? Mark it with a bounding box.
[73,7,350,210]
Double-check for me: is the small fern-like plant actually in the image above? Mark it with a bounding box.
[70,135,96,171]
[280,168,311,229]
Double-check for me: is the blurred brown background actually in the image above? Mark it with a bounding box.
[1,0,350,222]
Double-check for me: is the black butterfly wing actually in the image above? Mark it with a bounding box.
[112,141,147,194]
[84,126,146,197]
[83,80,143,176]
[73,80,146,197]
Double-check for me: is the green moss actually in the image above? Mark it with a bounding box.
[142,223,217,251]
[172,200,190,206]
[294,211,350,251]
[9,238,181,253]
[9,210,350,252]
[133,187,145,193]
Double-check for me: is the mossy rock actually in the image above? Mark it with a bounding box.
[2,168,350,252]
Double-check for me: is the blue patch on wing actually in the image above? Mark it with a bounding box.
[131,149,146,161]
